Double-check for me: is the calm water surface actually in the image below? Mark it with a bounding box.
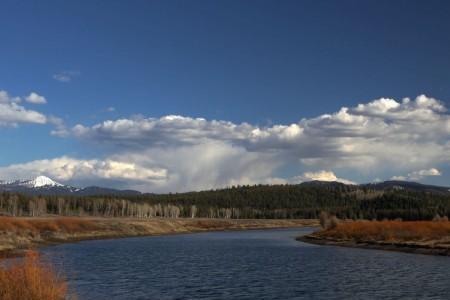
[42,227,450,300]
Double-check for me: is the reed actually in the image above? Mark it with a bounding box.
[0,251,69,300]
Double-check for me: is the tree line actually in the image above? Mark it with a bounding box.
[1,183,450,220]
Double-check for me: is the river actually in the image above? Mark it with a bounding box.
[41,227,450,299]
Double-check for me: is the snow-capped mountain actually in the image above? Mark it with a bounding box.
[19,176,64,188]
[0,176,141,196]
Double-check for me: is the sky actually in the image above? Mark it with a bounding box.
[1,0,450,192]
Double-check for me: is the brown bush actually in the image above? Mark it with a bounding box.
[316,220,450,242]
[0,251,69,300]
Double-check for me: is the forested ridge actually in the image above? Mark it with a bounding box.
[1,182,450,220]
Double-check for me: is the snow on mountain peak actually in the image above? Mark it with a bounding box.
[28,176,63,188]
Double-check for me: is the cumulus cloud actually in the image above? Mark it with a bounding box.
[68,95,450,171]
[0,143,279,192]
[2,94,450,192]
[301,170,356,185]
[0,90,70,138]
[391,168,442,181]
[39,94,449,191]
[0,156,167,185]
[0,91,21,104]
[52,71,80,83]
[71,115,256,147]
[0,90,47,126]
[25,92,47,104]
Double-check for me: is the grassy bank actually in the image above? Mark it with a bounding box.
[299,220,450,256]
[0,217,317,256]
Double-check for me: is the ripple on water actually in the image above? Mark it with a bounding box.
[42,228,450,300]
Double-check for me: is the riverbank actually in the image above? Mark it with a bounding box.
[298,220,450,256]
[0,217,317,257]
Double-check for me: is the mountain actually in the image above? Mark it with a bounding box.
[364,180,450,194]
[0,176,141,196]
[0,175,448,197]
[20,175,63,188]
[299,180,349,188]
[298,179,450,195]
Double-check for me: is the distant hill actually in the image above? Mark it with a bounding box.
[299,180,349,189]
[0,176,450,220]
[365,180,450,194]
[0,175,448,197]
[0,176,141,196]
[299,180,450,194]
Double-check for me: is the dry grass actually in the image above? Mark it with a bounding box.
[0,251,69,300]
[316,220,450,242]
[0,217,317,255]
[0,217,98,234]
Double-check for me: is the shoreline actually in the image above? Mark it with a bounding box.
[297,234,450,256]
[0,217,318,258]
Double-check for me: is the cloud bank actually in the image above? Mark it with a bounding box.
[0,156,167,186]
[1,94,449,192]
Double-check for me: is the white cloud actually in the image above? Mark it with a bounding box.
[0,91,21,103]
[68,95,450,172]
[0,144,278,192]
[3,94,450,192]
[0,156,167,185]
[52,71,80,83]
[0,90,47,126]
[25,92,47,104]
[391,168,442,181]
[45,94,449,191]
[414,168,442,177]
[302,170,356,185]
[71,115,257,147]
[0,90,69,137]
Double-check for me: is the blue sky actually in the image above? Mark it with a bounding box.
[1,0,450,191]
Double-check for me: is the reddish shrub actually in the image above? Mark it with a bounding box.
[0,251,69,300]
[316,220,450,242]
